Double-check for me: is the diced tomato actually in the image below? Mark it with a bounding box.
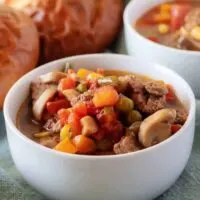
[73,102,88,118]
[171,124,182,134]
[58,77,76,91]
[92,128,105,141]
[58,109,71,126]
[86,101,101,116]
[103,121,123,143]
[58,91,65,98]
[68,112,82,136]
[166,84,175,101]
[46,100,70,115]
[147,36,159,43]
[171,4,191,30]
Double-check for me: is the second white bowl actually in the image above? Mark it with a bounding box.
[124,0,200,98]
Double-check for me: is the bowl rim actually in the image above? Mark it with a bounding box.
[124,0,200,56]
[3,53,196,160]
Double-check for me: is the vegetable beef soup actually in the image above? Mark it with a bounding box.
[136,1,200,51]
[17,64,188,155]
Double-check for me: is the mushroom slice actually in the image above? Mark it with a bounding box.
[33,87,57,121]
[139,109,176,148]
[62,89,80,102]
[39,72,66,84]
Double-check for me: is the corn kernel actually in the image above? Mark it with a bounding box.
[160,4,171,13]
[60,124,72,141]
[34,132,51,138]
[77,68,92,79]
[158,24,169,34]
[190,26,200,41]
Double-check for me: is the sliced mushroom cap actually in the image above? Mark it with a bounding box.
[39,72,66,84]
[139,108,176,148]
[33,87,57,121]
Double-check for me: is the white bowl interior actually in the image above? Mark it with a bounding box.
[4,54,194,134]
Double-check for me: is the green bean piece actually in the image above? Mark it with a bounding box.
[116,95,134,113]
[76,83,87,93]
[98,76,119,87]
[127,110,142,125]
[34,132,51,138]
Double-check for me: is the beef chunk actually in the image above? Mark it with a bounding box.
[144,81,168,96]
[114,135,142,154]
[143,95,166,114]
[128,76,144,93]
[132,92,166,114]
[71,90,94,106]
[175,109,188,124]
[44,117,62,133]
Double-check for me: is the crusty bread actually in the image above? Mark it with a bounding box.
[5,0,123,63]
[0,5,39,109]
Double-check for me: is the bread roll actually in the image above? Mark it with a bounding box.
[5,0,123,63]
[0,5,39,109]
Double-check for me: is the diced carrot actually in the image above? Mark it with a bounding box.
[68,112,82,136]
[77,68,92,79]
[46,100,70,115]
[171,124,182,134]
[58,109,71,126]
[93,86,119,108]
[73,135,96,154]
[160,4,172,13]
[58,77,76,91]
[73,102,87,118]
[54,138,77,154]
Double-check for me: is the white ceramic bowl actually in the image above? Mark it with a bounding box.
[4,54,195,200]
[124,0,200,98]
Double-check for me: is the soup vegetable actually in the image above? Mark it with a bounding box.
[17,64,188,155]
[136,1,200,51]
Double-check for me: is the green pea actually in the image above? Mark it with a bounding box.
[127,110,142,125]
[76,83,87,93]
[116,95,134,113]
